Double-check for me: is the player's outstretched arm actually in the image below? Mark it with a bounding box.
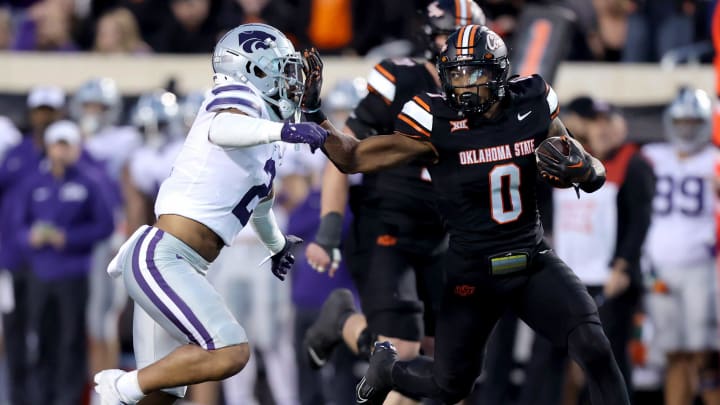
[208,109,326,152]
[539,117,606,193]
[322,126,436,174]
[300,47,435,173]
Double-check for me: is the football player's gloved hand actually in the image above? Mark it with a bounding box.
[301,48,326,123]
[280,122,328,152]
[269,235,303,281]
[536,135,593,187]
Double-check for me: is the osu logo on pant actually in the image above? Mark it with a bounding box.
[454,284,476,297]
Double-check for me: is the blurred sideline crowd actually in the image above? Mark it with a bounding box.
[0,1,717,405]
[0,0,714,62]
[0,79,716,405]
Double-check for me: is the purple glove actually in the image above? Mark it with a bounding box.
[280,122,328,152]
[270,235,303,281]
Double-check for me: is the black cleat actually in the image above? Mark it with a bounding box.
[304,288,356,369]
[356,341,397,404]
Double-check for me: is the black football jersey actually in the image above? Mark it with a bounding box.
[346,58,444,231]
[394,74,560,253]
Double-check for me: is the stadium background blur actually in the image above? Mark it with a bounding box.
[0,0,717,404]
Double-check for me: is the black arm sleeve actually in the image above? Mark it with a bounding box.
[615,152,655,267]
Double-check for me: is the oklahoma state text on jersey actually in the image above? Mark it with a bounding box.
[394,74,559,254]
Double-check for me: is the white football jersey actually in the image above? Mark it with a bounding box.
[155,82,282,246]
[129,139,184,198]
[642,143,717,269]
[85,126,143,180]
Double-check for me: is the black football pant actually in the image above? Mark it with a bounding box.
[388,244,630,405]
[26,271,88,405]
[1,268,30,405]
[519,285,638,404]
[345,213,445,343]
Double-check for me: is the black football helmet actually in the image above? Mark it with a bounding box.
[438,25,510,114]
[422,0,486,59]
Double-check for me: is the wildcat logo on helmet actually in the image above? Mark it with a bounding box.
[237,31,276,53]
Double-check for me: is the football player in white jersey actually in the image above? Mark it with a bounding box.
[70,78,144,395]
[71,78,143,180]
[642,87,720,405]
[93,23,327,405]
[125,90,185,232]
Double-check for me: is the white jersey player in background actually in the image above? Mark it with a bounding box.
[93,23,328,405]
[125,90,185,233]
[642,87,720,405]
[69,78,143,403]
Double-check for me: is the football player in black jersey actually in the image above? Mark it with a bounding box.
[303,2,485,404]
[301,25,630,405]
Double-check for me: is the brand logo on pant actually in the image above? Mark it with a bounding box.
[376,234,398,246]
[454,285,476,297]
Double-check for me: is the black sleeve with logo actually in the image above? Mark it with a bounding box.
[345,58,446,246]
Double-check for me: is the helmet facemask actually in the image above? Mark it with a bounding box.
[664,116,711,154]
[440,59,508,114]
[270,53,305,119]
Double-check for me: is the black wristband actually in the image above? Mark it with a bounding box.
[315,212,343,248]
[303,109,327,124]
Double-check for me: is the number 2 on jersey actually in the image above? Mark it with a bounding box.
[489,164,522,223]
[232,158,276,226]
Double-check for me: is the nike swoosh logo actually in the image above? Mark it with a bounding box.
[517,111,532,121]
[356,377,372,403]
[568,161,583,168]
[307,347,327,367]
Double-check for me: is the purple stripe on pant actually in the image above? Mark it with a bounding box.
[131,227,215,349]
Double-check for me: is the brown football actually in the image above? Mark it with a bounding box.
[535,136,569,160]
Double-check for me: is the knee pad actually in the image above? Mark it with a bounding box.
[356,327,376,360]
[699,352,720,391]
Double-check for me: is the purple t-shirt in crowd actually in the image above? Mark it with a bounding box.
[288,189,360,310]
[11,162,114,280]
[0,136,44,271]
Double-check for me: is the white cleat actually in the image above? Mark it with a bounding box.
[93,369,131,405]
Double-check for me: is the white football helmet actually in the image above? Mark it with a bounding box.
[663,87,713,154]
[212,23,304,120]
[323,78,368,127]
[130,90,182,146]
[180,89,210,132]
[70,78,122,136]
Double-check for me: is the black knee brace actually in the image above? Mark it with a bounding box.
[356,327,376,360]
